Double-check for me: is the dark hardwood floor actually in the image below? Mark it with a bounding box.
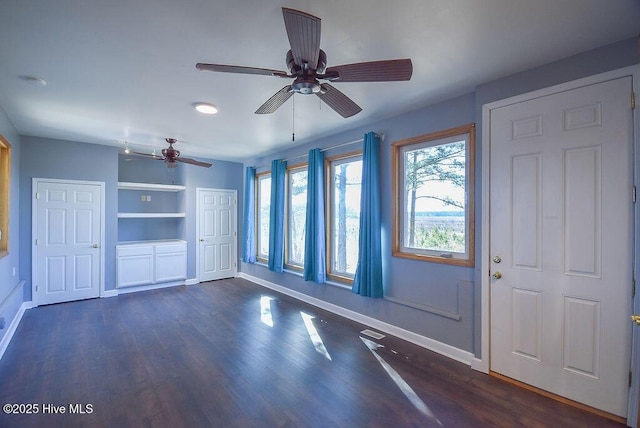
[0,278,625,427]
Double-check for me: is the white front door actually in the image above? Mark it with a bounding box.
[33,179,104,306]
[197,188,237,282]
[489,76,633,417]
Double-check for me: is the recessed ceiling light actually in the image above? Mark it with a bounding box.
[194,102,218,115]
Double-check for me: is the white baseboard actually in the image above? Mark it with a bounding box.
[102,289,119,298]
[238,272,475,366]
[0,301,32,361]
[471,357,489,373]
[185,278,199,286]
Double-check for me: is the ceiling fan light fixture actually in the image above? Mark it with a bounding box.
[194,102,218,115]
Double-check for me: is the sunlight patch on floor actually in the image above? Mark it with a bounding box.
[300,312,332,361]
[260,295,274,327]
[360,336,443,426]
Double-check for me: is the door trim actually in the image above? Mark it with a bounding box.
[478,65,640,425]
[195,187,238,282]
[31,178,106,306]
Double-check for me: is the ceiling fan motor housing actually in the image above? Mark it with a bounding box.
[286,49,327,94]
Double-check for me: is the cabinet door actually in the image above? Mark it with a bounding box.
[155,243,187,282]
[117,246,154,288]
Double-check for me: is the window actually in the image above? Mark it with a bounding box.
[327,153,362,281]
[256,172,271,261]
[392,124,475,266]
[0,136,9,258]
[285,165,308,268]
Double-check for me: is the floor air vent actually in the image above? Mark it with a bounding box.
[360,329,385,340]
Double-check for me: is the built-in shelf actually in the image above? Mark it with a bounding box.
[118,181,186,219]
[117,181,185,192]
[117,212,186,219]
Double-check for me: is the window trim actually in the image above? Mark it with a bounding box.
[284,162,308,271]
[0,135,10,259]
[325,150,363,283]
[391,123,476,267]
[255,170,271,263]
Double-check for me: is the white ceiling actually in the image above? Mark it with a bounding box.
[1,0,639,162]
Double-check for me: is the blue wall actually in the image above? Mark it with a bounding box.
[0,107,22,345]
[118,153,244,279]
[19,137,120,295]
[182,159,244,279]
[240,37,640,356]
[242,93,477,352]
[17,140,244,296]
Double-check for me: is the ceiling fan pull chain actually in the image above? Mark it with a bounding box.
[292,94,295,142]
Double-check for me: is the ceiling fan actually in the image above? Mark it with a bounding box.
[196,7,412,118]
[128,138,212,168]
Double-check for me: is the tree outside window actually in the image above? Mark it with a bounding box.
[393,124,475,266]
[256,173,271,261]
[328,154,362,280]
[286,166,307,268]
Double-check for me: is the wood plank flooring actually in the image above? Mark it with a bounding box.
[0,278,626,427]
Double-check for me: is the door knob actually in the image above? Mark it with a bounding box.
[92,243,100,248]
[492,271,502,279]
[200,239,204,242]
[632,315,640,326]
[493,256,502,263]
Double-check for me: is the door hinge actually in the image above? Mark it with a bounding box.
[629,371,633,387]
[35,285,38,292]
[35,238,39,246]
[633,278,636,298]
[35,192,40,199]
[633,186,637,204]
[632,92,636,110]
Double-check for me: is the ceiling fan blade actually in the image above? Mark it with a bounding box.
[316,84,362,118]
[325,59,413,82]
[196,63,288,78]
[129,150,163,159]
[176,157,212,168]
[282,8,321,70]
[255,85,294,114]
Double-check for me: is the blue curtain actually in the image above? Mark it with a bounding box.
[268,159,287,272]
[242,166,256,263]
[353,132,383,298]
[304,148,326,283]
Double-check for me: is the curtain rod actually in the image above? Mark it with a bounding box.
[251,133,384,170]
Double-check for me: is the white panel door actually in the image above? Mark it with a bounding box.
[490,77,633,417]
[197,189,237,282]
[34,180,103,305]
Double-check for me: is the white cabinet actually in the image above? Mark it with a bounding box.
[116,244,154,287]
[155,242,187,282]
[116,240,187,288]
